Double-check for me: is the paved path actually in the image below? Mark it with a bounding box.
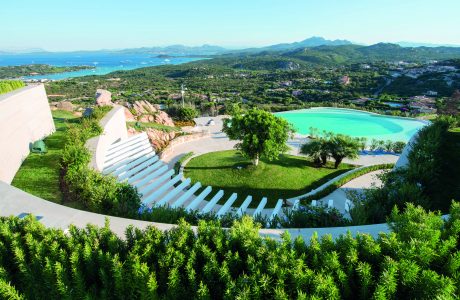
[317,170,385,215]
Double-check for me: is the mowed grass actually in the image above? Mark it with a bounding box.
[184,150,356,207]
[11,110,77,203]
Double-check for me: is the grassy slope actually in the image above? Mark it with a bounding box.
[184,150,355,207]
[11,110,77,203]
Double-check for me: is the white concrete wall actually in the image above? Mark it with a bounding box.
[0,84,55,184]
[394,133,418,169]
[86,105,128,171]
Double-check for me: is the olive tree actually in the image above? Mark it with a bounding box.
[223,109,293,166]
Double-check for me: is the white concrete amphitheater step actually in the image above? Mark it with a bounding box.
[142,174,182,205]
[268,199,283,223]
[200,190,224,214]
[216,193,238,217]
[138,170,175,197]
[171,182,202,208]
[252,197,267,217]
[107,132,147,153]
[128,161,164,185]
[237,196,252,217]
[111,152,156,177]
[105,138,151,161]
[152,178,192,207]
[131,165,167,188]
[118,155,159,181]
[184,186,212,211]
[104,143,152,168]
[103,149,152,175]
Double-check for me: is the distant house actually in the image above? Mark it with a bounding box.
[409,103,437,114]
[339,76,351,85]
[350,98,368,106]
[292,90,303,97]
[279,81,293,87]
[425,90,438,96]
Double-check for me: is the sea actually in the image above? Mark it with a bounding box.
[0,52,206,80]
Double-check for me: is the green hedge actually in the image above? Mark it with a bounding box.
[61,106,141,217]
[0,80,25,95]
[173,151,194,174]
[1,202,459,299]
[302,163,394,202]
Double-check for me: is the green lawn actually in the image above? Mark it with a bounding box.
[11,110,77,203]
[184,150,356,207]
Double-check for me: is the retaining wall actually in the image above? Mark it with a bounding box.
[86,105,128,171]
[0,84,55,183]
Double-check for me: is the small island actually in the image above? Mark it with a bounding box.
[0,64,95,79]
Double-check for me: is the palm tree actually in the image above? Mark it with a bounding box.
[300,140,323,167]
[328,135,360,168]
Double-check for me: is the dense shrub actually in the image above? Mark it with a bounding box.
[280,205,349,228]
[1,202,459,299]
[0,80,25,95]
[61,106,141,217]
[349,118,460,224]
[168,106,199,122]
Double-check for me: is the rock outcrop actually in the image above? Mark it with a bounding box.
[55,101,74,111]
[128,127,176,151]
[128,100,175,126]
[95,89,113,106]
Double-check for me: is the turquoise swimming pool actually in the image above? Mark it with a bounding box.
[276,108,427,142]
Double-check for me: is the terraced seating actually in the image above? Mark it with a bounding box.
[101,133,340,221]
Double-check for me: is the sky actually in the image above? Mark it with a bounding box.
[1,0,459,52]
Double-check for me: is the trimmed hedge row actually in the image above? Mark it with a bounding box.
[1,202,459,299]
[173,151,194,174]
[301,163,394,202]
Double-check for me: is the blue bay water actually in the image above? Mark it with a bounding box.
[276,108,427,142]
[0,52,206,80]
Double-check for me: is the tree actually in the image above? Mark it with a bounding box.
[223,109,293,166]
[440,90,460,115]
[300,139,329,167]
[328,135,360,168]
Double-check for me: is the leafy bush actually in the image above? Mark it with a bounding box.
[61,106,141,217]
[280,204,349,228]
[392,141,406,153]
[174,106,199,121]
[0,202,459,299]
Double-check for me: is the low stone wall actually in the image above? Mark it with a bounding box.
[160,131,210,159]
[0,84,55,183]
[86,105,128,171]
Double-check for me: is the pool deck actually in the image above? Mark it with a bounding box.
[163,115,400,168]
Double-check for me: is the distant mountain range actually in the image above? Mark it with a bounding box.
[396,41,460,48]
[233,37,353,53]
[1,37,460,60]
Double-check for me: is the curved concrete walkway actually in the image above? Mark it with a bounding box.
[317,170,385,215]
[0,180,390,241]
